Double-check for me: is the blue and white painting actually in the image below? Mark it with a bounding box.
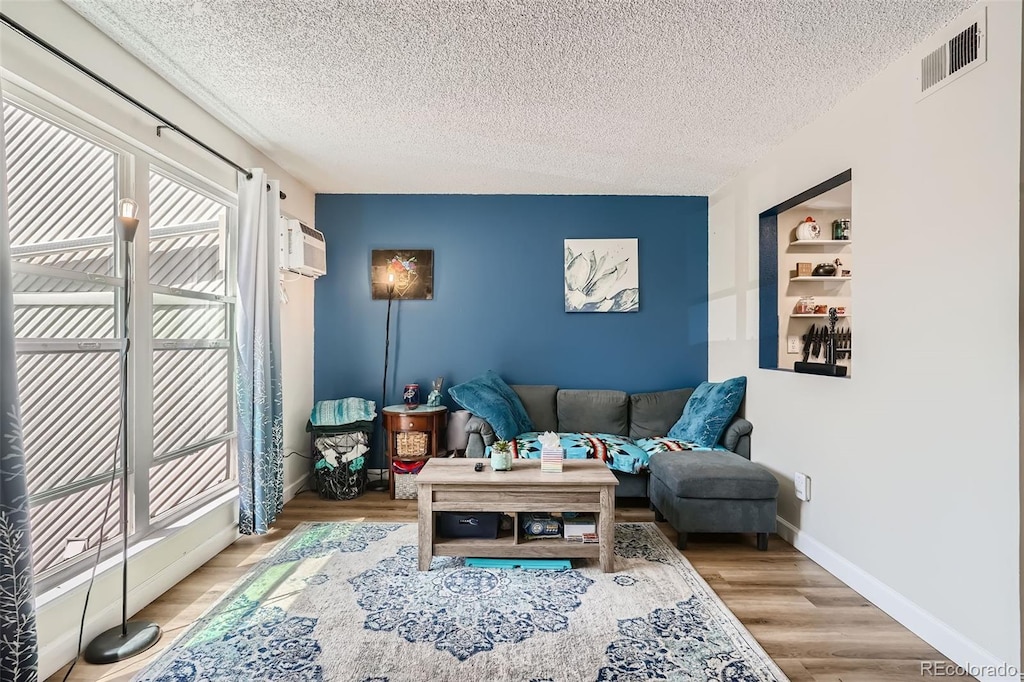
[564,238,639,313]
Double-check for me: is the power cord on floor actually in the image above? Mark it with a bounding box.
[63,462,118,682]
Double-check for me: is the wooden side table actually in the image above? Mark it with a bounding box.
[383,404,447,499]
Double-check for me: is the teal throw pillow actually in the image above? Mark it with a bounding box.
[668,376,746,448]
[448,370,534,441]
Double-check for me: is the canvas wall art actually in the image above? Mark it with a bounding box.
[371,249,434,299]
[564,238,639,313]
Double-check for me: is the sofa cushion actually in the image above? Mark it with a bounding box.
[448,370,534,440]
[629,388,693,440]
[648,450,779,500]
[668,376,746,448]
[557,389,628,435]
[511,385,558,433]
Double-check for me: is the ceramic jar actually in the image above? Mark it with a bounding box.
[490,446,512,471]
[403,384,420,410]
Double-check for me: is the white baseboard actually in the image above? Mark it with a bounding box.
[284,473,310,502]
[775,517,1018,682]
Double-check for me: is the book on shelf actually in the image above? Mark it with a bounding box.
[563,513,596,539]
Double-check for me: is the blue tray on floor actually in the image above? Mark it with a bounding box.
[465,558,571,570]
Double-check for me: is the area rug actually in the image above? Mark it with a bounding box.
[134,522,787,681]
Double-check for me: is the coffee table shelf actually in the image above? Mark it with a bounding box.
[416,458,618,572]
[434,537,601,559]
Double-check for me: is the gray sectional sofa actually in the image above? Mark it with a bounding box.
[463,385,753,496]
[461,383,779,550]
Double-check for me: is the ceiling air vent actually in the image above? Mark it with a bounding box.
[917,6,986,101]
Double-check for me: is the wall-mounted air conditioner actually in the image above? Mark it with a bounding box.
[279,218,327,278]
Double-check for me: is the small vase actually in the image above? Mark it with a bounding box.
[490,450,512,471]
[403,384,420,410]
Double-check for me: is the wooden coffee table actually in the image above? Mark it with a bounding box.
[415,458,618,572]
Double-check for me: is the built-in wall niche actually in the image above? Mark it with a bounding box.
[758,170,853,378]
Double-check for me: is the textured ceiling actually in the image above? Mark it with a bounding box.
[66,0,974,195]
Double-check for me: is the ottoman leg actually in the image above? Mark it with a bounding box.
[653,507,665,523]
[756,532,769,551]
[676,531,687,550]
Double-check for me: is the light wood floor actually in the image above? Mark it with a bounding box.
[50,491,970,682]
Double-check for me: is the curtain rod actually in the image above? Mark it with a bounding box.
[0,12,287,201]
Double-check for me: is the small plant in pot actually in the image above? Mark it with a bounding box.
[490,440,513,471]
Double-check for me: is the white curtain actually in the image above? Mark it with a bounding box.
[235,169,284,535]
[0,87,38,679]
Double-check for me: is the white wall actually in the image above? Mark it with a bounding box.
[1,1,316,676]
[709,2,1021,675]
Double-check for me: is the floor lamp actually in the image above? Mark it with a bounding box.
[83,198,161,663]
[367,273,395,492]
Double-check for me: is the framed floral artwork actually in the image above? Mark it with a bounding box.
[371,249,434,299]
[564,239,639,312]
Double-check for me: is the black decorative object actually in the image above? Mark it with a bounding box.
[794,307,848,377]
[811,257,844,277]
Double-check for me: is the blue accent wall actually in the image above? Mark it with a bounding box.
[314,194,708,451]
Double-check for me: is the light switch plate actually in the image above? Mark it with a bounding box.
[787,336,801,354]
[794,472,811,501]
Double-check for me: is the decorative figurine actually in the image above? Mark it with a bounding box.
[826,307,839,365]
[795,216,821,241]
[426,376,443,407]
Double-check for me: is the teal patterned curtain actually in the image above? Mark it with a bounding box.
[235,170,284,535]
[0,92,38,680]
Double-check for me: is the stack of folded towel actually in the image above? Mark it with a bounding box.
[308,397,376,432]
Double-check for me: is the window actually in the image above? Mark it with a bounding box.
[149,169,234,520]
[3,93,238,585]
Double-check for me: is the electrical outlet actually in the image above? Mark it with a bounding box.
[787,336,801,354]
[794,472,811,501]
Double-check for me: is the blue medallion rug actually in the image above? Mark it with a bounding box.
[134,522,787,682]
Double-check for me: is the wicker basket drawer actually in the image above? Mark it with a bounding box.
[394,472,418,499]
[396,431,429,457]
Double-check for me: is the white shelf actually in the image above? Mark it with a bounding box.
[791,314,849,318]
[789,240,852,247]
[791,276,852,282]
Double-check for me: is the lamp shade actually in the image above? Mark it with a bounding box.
[116,197,139,242]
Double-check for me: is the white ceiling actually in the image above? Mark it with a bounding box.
[66,0,974,196]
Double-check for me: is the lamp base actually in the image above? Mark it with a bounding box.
[83,620,161,664]
[366,478,389,491]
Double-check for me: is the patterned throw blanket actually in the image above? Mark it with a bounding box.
[500,432,721,475]
[310,398,377,427]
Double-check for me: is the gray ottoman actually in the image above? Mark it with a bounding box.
[647,450,779,551]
